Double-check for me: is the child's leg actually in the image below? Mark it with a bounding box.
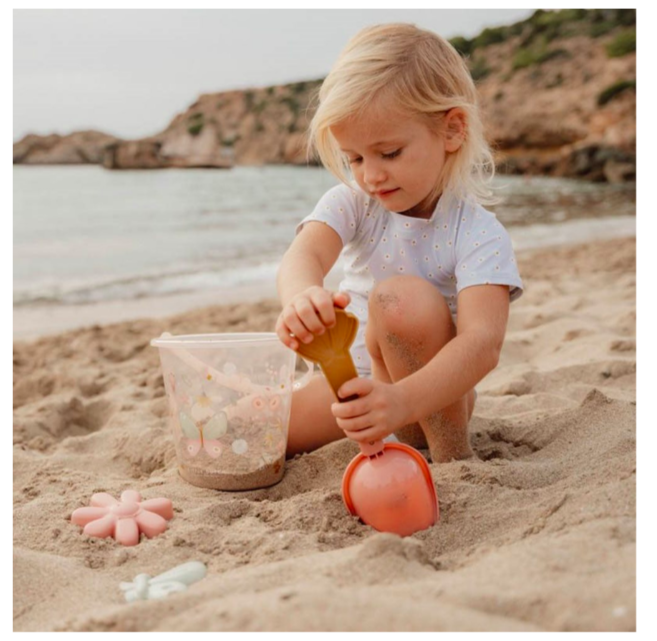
[285,374,345,458]
[365,275,475,463]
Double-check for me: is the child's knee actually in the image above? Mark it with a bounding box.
[369,276,453,339]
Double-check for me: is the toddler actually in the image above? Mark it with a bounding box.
[276,23,523,463]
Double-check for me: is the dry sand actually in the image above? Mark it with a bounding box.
[13,237,636,632]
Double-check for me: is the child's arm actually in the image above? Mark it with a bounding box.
[397,284,509,423]
[276,222,349,350]
[277,222,341,306]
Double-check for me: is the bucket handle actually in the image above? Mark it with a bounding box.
[293,356,315,392]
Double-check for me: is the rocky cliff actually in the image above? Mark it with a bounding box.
[14,9,636,181]
[469,8,636,182]
[13,130,120,165]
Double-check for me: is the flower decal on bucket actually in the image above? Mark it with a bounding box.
[191,395,215,423]
[231,439,248,455]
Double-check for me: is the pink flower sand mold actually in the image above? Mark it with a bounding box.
[71,490,174,546]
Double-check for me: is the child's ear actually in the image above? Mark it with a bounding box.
[443,108,467,153]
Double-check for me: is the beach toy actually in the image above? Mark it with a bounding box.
[120,561,207,602]
[70,490,173,546]
[295,308,439,537]
[151,332,314,490]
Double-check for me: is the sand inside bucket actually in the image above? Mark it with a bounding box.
[179,452,286,491]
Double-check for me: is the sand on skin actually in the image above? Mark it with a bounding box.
[13,237,636,631]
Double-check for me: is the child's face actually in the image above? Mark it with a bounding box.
[331,103,457,218]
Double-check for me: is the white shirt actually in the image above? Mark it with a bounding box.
[296,181,524,376]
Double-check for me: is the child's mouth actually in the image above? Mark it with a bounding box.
[376,188,399,198]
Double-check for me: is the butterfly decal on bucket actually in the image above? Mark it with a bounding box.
[178,411,228,459]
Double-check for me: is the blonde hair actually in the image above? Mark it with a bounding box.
[306,23,497,206]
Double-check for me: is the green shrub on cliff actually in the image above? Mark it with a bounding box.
[449,36,472,57]
[518,9,587,47]
[449,25,512,55]
[539,48,571,63]
[512,43,570,71]
[590,8,636,30]
[279,96,300,118]
[221,134,240,147]
[472,26,508,49]
[588,9,635,39]
[606,30,636,58]
[187,112,204,136]
[253,99,268,115]
[244,90,255,111]
[290,81,308,94]
[450,9,636,60]
[590,22,616,38]
[530,8,588,29]
[512,49,535,70]
[469,57,491,81]
[597,79,636,106]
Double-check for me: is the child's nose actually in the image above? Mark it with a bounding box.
[363,160,387,188]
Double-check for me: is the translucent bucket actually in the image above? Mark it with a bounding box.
[150,332,314,491]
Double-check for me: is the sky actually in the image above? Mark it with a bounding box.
[13,9,535,142]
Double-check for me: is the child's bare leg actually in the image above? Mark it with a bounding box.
[285,374,345,458]
[365,275,475,463]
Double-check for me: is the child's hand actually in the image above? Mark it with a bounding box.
[276,287,351,351]
[330,378,411,444]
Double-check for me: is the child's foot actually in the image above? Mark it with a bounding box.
[395,423,428,449]
[422,412,474,463]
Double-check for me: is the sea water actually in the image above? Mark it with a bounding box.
[13,164,635,339]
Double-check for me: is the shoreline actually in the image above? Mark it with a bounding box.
[13,218,635,343]
[12,272,345,343]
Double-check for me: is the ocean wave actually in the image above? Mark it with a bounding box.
[14,260,282,307]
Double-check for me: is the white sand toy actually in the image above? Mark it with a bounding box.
[120,561,207,602]
[151,332,314,490]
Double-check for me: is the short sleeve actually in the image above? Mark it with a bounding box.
[295,183,362,247]
[454,205,523,302]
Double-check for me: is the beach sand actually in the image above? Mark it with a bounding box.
[13,237,636,632]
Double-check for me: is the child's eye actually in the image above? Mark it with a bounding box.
[382,149,401,160]
[348,157,362,165]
